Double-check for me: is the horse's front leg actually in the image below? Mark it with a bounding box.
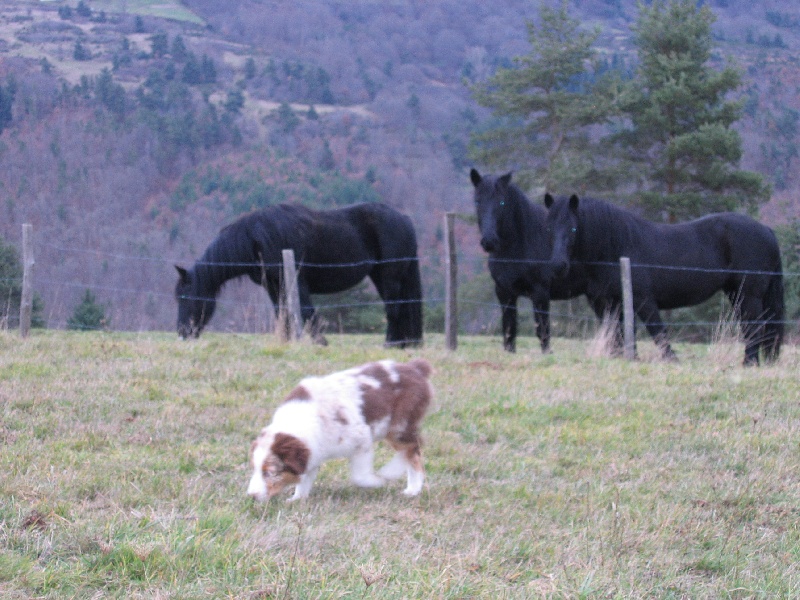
[296,279,328,346]
[496,286,518,352]
[530,289,552,354]
[636,299,676,362]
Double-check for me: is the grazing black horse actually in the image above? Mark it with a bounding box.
[545,194,784,365]
[470,169,597,353]
[174,203,423,347]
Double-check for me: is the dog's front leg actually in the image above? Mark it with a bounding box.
[288,467,319,501]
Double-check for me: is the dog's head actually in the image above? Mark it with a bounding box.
[247,432,310,502]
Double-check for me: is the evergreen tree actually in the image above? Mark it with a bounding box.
[244,57,257,80]
[617,0,769,219]
[76,1,92,18]
[95,68,127,117]
[67,290,107,331]
[73,40,91,61]
[0,76,16,135]
[469,0,616,193]
[200,55,217,84]
[171,35,188,62]
[150,32,168,59]
[275,102,299,133]
[181,52,201,84]
[224,88,245,115]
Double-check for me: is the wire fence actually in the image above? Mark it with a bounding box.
[9,237,800,336]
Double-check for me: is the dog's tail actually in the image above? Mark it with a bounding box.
[407,358,433,379]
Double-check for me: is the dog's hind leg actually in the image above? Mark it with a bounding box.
[402,447,425,496]
[349,448,385,488]
[378,452,408,480]
[385,440,425,496]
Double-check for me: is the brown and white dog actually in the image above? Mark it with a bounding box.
[247,358,433,502]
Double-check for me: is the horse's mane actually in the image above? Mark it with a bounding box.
[193,205,313,295]
[575,196,652,260]
[503,182,547,240]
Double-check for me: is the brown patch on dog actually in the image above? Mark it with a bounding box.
[284,385,312,402]
[334,408,349,425]
[358,362,394,424]
[270,432,310,476]
[359,359,432,450]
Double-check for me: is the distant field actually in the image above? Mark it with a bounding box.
[1,331,800,598]
[83,0,204,24]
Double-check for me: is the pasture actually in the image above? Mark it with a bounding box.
[2,330,800,598]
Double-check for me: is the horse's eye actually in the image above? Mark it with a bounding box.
[571,227,577,233]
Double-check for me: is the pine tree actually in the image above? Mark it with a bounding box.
[617,0,769,219]
[469,0,616,193]
[67,290,107,331]
[0,76,15,135]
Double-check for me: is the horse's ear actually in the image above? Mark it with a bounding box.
[544,193,554,209]
[470,168,481,187]
[568,195,580,213]
[175,265,190,284]
[498,172,512,188]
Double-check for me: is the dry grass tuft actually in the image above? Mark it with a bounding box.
[585,310,619,359]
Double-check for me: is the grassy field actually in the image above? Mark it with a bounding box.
[1,330,800,598]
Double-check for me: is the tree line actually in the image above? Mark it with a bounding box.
[469,0,770,221]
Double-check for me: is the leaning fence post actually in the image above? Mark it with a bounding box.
[620,256,635,360]
[281,249,303,341]
[20,223,34,338]
[444,212,458,350]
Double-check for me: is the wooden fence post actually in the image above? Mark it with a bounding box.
[281,249,303,341]
[620,256,635,360]
[444,212,458,350]
[20,223,33,338]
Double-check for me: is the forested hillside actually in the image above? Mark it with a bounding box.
[0,0,798,333]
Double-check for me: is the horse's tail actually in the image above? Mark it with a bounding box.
[762,264,784,362]
[401,255,424,346]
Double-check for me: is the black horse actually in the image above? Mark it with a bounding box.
[175,202,423,347]
[470,169,596,353]
[545,193,784,365]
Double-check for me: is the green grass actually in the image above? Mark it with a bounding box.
[2,330,800,598]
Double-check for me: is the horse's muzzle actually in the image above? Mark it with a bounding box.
[552,259,570,278]
[480,236,498,253]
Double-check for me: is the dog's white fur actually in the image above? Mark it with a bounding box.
[247,358,433,502]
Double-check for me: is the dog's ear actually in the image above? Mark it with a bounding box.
[271,433,310,476]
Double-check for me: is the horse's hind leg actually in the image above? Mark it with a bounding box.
[370,270,406,348]
[735,294,765,366]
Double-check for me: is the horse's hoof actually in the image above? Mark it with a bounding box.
[313,334,328,346]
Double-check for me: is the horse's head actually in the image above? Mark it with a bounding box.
[175,265,216,339]
[544,193,580,277]
[470,168,513,254]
